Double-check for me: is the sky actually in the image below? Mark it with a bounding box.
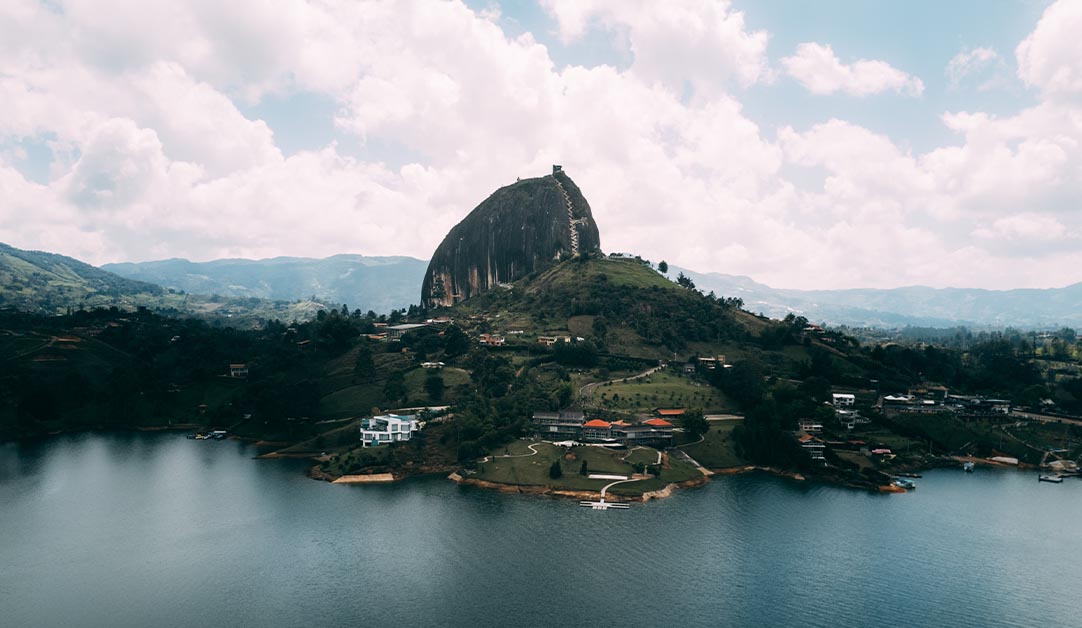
[2,0,1081,290]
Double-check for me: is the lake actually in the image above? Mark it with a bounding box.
[1,432,1079,628]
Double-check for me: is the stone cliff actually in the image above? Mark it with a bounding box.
[421,166,601,307]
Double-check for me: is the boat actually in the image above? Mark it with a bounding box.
[892,478,916,490]
[1038,475,1064,483]
[963,461,975,473]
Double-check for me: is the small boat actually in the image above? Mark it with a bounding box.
[963,461,975,473]
[893,478,916,490]
[1038,475,1064,483]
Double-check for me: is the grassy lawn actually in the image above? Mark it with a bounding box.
[623,447,662,466]
[589,370,735,413]
[851,425,925,454]
[681,421,746,468]
[473,440,700,495]
[835,450,874,470]
[320,383,383,418]
[404,366,470,402]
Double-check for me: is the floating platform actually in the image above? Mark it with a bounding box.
[1038,475,1064,484]
[579,500,630,510]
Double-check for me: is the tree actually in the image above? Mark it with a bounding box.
[676,272,695,290]
[383,371,406,403]
[658,260,669,274]
[425,372,445,401]
[354,343,376,379]
[579,460,589,475]
[682,410,709,439]
[443,325,470,358]
[549,460,563,479]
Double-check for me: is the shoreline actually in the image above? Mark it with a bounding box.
[447,472,710,502]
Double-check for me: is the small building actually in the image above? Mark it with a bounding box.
[360,414,420,447]
[683,363,697,374]
[832,393,855,407]
[386,323,428,340]
[479,333,505,346]
[654,408,685,418]
[425,316,454,325]
[798,433,826,461]
[229,363,248,378]
[797,420,822,433]
[909,383,949,402]
[538,335,572,346]
[421,361,445,369]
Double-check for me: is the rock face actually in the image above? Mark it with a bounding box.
[421,166,601,307]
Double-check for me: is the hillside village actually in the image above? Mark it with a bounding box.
[3,170,1082,497]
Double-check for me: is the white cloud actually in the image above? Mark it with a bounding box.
[782,42,924,97]
[540,0,771,92]
[1017,0,1082,97]
[946,46,1008,91]
[1,0,1082,294]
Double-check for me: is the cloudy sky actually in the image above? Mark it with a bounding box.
[2,0,1081,290]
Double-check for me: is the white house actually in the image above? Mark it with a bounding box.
[832,393,855,407]
[360,414,420,447]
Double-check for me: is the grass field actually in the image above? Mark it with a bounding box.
[473,440,701,495]
[587,370,736,413]
[680,421,746,468]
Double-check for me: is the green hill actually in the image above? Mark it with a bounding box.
[446,255,768,360]
[0,242,165,313]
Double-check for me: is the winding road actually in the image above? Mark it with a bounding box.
[578,365,662,404]
[481,442,541,464]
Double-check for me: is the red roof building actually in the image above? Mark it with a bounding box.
[583,419,612,428]
[644,418,674,428]
[655,408,685,417]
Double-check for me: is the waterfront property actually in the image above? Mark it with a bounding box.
[359,414,420,447]
[528,411,673,446]
[798,433,826,461]
[531,410,585,440]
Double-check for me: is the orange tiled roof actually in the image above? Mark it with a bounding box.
[656,408,685,416]
[583,419,611,428]
[644,418,674,427]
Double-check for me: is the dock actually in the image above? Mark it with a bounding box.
[579,499,630,510]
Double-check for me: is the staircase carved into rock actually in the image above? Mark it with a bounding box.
[552,176,579,256]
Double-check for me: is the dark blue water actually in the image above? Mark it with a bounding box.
[1,432,1079,628]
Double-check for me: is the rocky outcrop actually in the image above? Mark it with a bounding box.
[421,166,601,307]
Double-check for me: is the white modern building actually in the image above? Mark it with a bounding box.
[359,414,420,447]
[832,393,856,407]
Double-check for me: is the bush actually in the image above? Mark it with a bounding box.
[549,460,563,479]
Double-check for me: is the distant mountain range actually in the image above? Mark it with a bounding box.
[104,255,428,314]
[5,238,1082,329]
[676,266,1082,329]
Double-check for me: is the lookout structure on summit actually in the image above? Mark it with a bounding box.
[421,166,602,308]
